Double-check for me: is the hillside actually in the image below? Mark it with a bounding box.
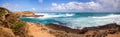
[0,7,55,37]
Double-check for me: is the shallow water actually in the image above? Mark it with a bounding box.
[19,12,120,29]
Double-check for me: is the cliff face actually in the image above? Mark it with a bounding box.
[0,7,19,28]
[0,7,10,24]
[0,7,16,37]
[14,11,35,17]
[0,7,25,37]
[0,7,11,28]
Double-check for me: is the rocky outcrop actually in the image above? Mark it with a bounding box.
[0,7,19,28]
[0,7,16,37]
[22,11,35,17]
[46,23,120,37]
[14,11,45,17]
[0,7,11,21]
[83,23,120,30]
[0,7,13,28]
[0,7,25,37]
[46,23,88,34]
[84,23,120,37]
[14,11,35,17]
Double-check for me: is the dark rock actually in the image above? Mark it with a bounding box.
[118,27,120,32]
[46,23,120,35]
[108,30,117,34]
[86,35,90,37]
[34,15,44,17]
[41,28,47,30]
[78,29,88,34]
[83,23,120,30]
[46,23,88,34]
[2,20,10,28]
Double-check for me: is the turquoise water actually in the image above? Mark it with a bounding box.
[19,12,120,29]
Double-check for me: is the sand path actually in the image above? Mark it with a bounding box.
[26,22,55,37]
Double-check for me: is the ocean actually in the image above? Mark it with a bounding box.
[19,12,120,29]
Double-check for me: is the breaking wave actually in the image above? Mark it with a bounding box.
[20,13,120,29]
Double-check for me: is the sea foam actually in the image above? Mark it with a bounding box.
[20,13,120,29]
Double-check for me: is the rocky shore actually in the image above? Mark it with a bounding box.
[0,7,120,37]
[46,23,120,37]
[14,11,44,17]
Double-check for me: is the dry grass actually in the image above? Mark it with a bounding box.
[0,26,15,37]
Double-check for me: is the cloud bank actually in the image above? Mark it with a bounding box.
[0,3,21,11]
[0,3,37,12]
[46,0,120,12]
[0,0,120,12]
[38,0,43,3]
[50,2,103,12]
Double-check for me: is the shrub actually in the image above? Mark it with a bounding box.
[5,13,19,24]
[10,21,25,34]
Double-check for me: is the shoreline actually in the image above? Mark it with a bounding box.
[18,11,120,37]
[46,23,120,32]
[1,7,120,37]
[45,23,120,37]
[19,12,120,29]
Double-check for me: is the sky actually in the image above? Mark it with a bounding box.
[0,0,120,12]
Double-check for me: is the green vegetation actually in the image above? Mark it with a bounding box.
[5,13,18,24]
[10,21,25,34]
[0,7,27,37]
[0,7,8,16]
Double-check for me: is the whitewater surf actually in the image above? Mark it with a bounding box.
[19,12,120,29]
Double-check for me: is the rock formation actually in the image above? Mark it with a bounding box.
[0,7,12,28]
[46,23,120,37]
[0,7,25,37]
[14,11,35,17]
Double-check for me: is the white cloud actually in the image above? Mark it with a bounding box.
[45,0,120,12]
[49,2,103,12]
[0,0,119,12]
[0,3,38,12]
[0,3,22,12]
[97,0,120,12]
[32,8,36,10]
[38,0,43,3]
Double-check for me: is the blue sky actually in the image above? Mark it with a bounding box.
[0,0,119,12]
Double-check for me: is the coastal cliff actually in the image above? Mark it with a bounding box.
[14,11,35,17]
[14,11,44,17]
[0,7,120,37]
